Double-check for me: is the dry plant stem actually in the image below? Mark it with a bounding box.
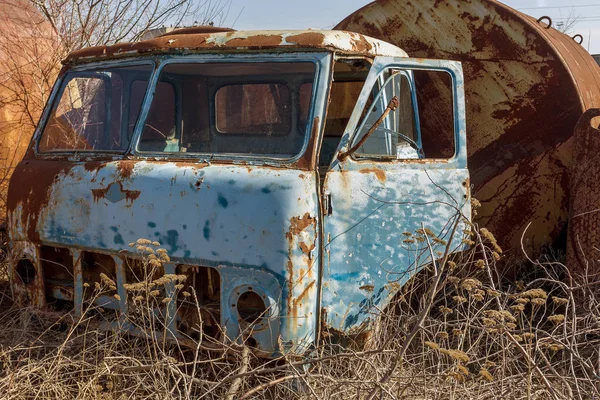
[224,345,249,400]
[366,215,462,400]
[505,331,563,400]
[240,375,298,399]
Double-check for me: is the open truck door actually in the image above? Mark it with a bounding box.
[320,58,471,335]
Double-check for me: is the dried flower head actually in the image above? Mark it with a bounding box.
[440,348,470,363]
[472,289,485,301]
[479,368,493,382]
[437,331,449,339]
[531,298,546,307]
[439,306,453,315]
[480,228,502,254]
[552,296,569,306]
[460,278,481,291]
[453,295,467,304]
[511,304,525,313]
[99,273,115,286]
[522,332,535,341]
[548,314,565,325]
[520,288,547,300]
[424,341,439,350]
[433,237,447,245]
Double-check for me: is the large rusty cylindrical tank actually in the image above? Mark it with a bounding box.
[0,0,58,215]
[337,0,600,259]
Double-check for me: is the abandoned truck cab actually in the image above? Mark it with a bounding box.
[7,28,470,356]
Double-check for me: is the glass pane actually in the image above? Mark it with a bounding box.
[39,65,153,152]
[216,84,290,135]
[137,62,317,158]
[353,68,455,160]
[138,82,177,152]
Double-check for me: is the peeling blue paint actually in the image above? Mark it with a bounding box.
[203,221,211,240]
[217,193,229,208]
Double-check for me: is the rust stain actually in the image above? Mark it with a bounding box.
[64,30,383,64]
[286,259,294,313]
[294,116,319,170]
[84,161,105,173]
[116,160,137,179]
[286,32,326,46]
[299,241,315,255]
[224,34,283,47]
[295,280,316,305]
[287,212,316,237]
[290,279,316,323]
[91,182,141,203]
[359,167,386,183]
[7,161,73,243]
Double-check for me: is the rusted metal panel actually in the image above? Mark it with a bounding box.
[567,109,600,274]
[63,30,408,64]
[337,0,600,256]
[0,0,58,214]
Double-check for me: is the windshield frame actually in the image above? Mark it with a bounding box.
[132,53,329,165]
[33,59,156,156]
[31,52,332,167]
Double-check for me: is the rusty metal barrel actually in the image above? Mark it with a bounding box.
[337,0,600,259]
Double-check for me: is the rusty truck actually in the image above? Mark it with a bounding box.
[7,28,471,356]
[8,0,600,357]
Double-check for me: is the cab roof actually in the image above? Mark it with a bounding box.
[63,28,408,64]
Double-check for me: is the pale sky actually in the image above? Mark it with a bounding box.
[227,0,600,54]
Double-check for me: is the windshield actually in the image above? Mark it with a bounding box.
[38,64,153,153]
[137,61,317,158]
[38,59,319,159]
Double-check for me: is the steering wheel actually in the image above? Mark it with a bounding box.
[378,126,424,157]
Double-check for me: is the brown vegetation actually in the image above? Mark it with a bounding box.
[0,223,598,399]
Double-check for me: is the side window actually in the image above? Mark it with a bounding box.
[352,68,455,160]
[38,65,153,153]
[40,76,108,151]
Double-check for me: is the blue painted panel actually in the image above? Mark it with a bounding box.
[14,160,320,352]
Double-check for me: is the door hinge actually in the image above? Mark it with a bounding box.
[323,191,332,216]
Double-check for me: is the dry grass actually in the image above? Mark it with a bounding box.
[0,227,599,399]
